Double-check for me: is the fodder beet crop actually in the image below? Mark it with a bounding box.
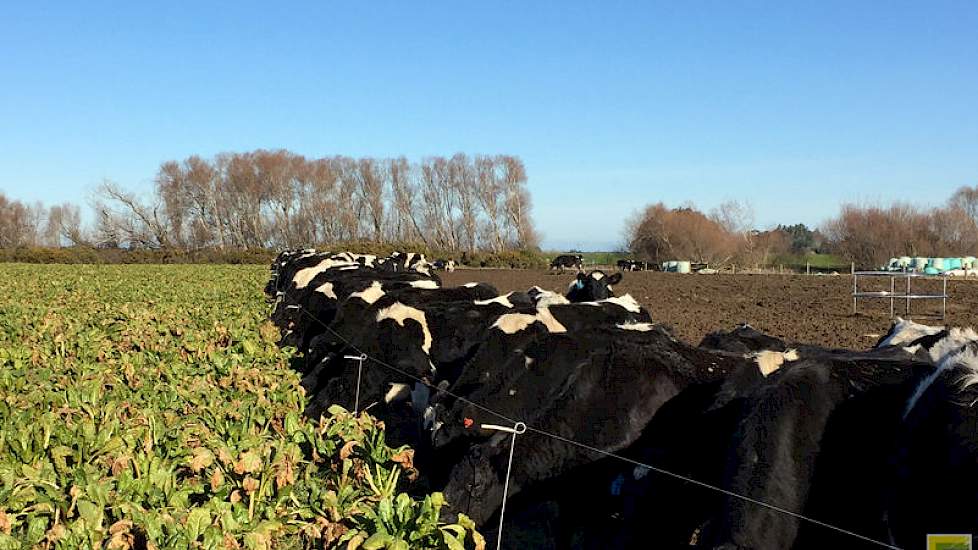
[0,264,482,549]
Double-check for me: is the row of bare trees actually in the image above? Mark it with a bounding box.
[102,150,537,251]
[823,187,978,267]
[0,193,84,248]
[625,200,793,267]
[0,150,539,253]
[626,185,978,269]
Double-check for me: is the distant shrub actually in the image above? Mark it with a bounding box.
[0,244,548,267]
[461,249,548,268]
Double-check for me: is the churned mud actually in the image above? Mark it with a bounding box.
[441,269,977,349]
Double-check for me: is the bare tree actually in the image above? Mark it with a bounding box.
[389,157,426,244]
[628,202,736,265]
[450,153,479,253]
[499,155,538,248]
[0,193,35,247]
[821,202,952,268]
[45,202,87,246]
[96,180,173,248]
[711,200,758,266]
[475,155,504,252]
[420,157,452,249]
[355,158,386,241]
[946,186,978,249]
[2,150,542,253]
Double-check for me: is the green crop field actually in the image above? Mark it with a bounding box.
[0,264,481,549]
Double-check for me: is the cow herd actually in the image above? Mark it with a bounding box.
[264,249,978,549]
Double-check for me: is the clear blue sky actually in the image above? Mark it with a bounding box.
[2,1,976,250]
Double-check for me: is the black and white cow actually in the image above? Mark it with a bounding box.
[301,283,512,446]
[550,254,583,272]
[378,251,434,275]
[676,340,933,550]
[616,259,647,272]
[266,251,444,350]
[564,322,939,550]
[565,270,621,302]
[887,341,978,546]
[431,323,745,531]
[433,259,456,272]
[873,317,950,353]
[299,271,643,455]
[264,248,329,301]
[301,271,637,415]
[863,318,978,545]
[272,265,440,352]
[700,323,789,354]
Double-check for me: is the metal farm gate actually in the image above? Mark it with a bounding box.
[852,271,949,319]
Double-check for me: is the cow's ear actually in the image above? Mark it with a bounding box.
[576,272,587,281]
[607,273,623,285]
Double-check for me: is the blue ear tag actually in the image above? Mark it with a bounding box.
[574,280,585,290]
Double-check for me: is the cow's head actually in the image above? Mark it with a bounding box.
[874,317,945,349]
[566,270,622,302]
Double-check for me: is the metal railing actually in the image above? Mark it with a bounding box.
[852,271,948,319]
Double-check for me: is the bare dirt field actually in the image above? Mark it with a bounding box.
[442,269,978,350]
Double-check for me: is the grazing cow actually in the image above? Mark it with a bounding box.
[583,324,937,550]
[700,348,932,550]
[550,254,583,272]
[266,251,444,348]
[873,317,948,352]
[432,323,745,529]
[887,342,978,546]
[433,259,457,272]
[565,270,622,302]
[301,271,642,451]
[302,291,533,445]
[269,254,978,549]
[264,248,329,301]
[302,272,641,420]
[272,266,441,352]
[379,251,434,275]
[616,259,646,272]
[700,323,788,354]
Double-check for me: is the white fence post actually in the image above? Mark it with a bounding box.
[344,353,367,414]
[481,421,528,550]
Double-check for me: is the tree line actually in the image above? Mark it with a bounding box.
[625,200,824,267]
[626,185,978,269]
[0,150,538,253]
[822,187,978,268]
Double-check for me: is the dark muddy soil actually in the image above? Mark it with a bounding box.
[441,269,978,350]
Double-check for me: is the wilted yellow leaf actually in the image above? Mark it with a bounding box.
[234,450,261,474]
[242,476,259,494]
[217,447,234,465]
[275,459,294,489]
[211,468,225,491]
[339,440,357,461]
[109,519,133,534]
[390,449,414,470]
[190,447,215,472]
